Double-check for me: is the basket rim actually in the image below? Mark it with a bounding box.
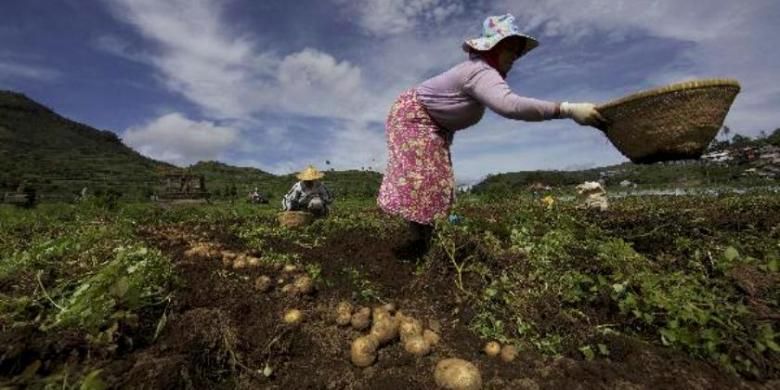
[597,78,741,112]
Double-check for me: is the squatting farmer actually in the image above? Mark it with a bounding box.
[282,165,333,217]
[378,13,607,257]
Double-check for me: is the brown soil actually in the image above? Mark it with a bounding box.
[2,221,774,389]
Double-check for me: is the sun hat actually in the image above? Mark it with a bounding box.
[296,165,325,181]
[462,13,539,58]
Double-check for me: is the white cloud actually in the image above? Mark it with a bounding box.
[99,0,779,179]
[0,60,60,82]
[499,0,757,43]
[101,0,381,122]
[123,112,239,166]
[335,0,466,36]
[498,0,780,136]
[452,120,625,183]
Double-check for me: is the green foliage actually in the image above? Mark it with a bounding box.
[1,188,778,382]
[429,194,779,378]
[48,245,173,332]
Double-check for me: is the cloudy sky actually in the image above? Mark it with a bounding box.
[2,0,779,183]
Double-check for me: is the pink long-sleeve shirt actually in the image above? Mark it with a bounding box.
[415,58,559,131]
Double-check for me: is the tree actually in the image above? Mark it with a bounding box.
[768,128,780,146]
[730,134,753,148]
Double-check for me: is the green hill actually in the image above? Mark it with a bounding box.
[0,90,173,200]
[0,90,383,202]
[473,131,780,194]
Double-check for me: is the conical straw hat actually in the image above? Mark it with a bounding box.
[296,165,325,180]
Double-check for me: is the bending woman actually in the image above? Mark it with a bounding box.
[377,13,606,256]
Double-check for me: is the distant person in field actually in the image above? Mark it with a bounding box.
[282,165,333,217]
[378,13,607,257]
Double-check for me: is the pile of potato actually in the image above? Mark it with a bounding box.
[482,341,518,362]
[334,302,440,367]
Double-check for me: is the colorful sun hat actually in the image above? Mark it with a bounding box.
[462,13,539,58]
[297,165,325,181]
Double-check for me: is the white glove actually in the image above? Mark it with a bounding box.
[560,102,608,127]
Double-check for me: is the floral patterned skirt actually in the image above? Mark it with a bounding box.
[377,89,455,225]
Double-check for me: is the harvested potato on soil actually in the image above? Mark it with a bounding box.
[350,335,379,367]
[423,329,440,346]
[351,307,371,330]
[281,284,294,294]
[404,335,431,356]
[283,309,303,325]
[483,341,501,357]
[232,258,247,269]
[382,303,396,313]
[369,317,399,345]
[399,317,423,342]
[247,256,261,267]
[434,358,482,390]
[283,264,297,273]
[372,306,392,323]
[254,275,272,292]
[500,345,518,362]
[293,275,314,295]
[335,302,353,326]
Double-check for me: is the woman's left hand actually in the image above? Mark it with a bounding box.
[560,102,608,128]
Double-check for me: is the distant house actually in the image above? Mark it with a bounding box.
[456,184,474,193]
[619,180,636,188]
[702,150,733,163]
[158,173,209,200]
[527,182,551,192]
[740,146,760,162]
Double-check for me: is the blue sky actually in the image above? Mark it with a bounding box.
[2,0,779,183]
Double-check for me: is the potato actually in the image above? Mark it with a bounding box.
[399,317,423,342]
[232,258,247,269]
[350,335,379,367]
[335,302,353,326]
[282,264,298,273]
[254,275,272,292]
[404,335,431,356]
[423,329,440,346]
[222,250,236,259]
[372,306,392,323]
[222,256,233,267]
[283,309,303,325]
[247,256,261,268]
[351,307,371,330]
[281,284,294,294]
[483,341,501,357]
[293,276,314,295]
[369,317,399,345]
[500,345,518,363]
[382,303,397,313]
[185,245,206,258]
[434,358,482,390]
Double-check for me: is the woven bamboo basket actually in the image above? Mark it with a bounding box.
[597,79,741,164]
[278,211,314,228]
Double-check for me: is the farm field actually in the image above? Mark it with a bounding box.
[1,193,778,389]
